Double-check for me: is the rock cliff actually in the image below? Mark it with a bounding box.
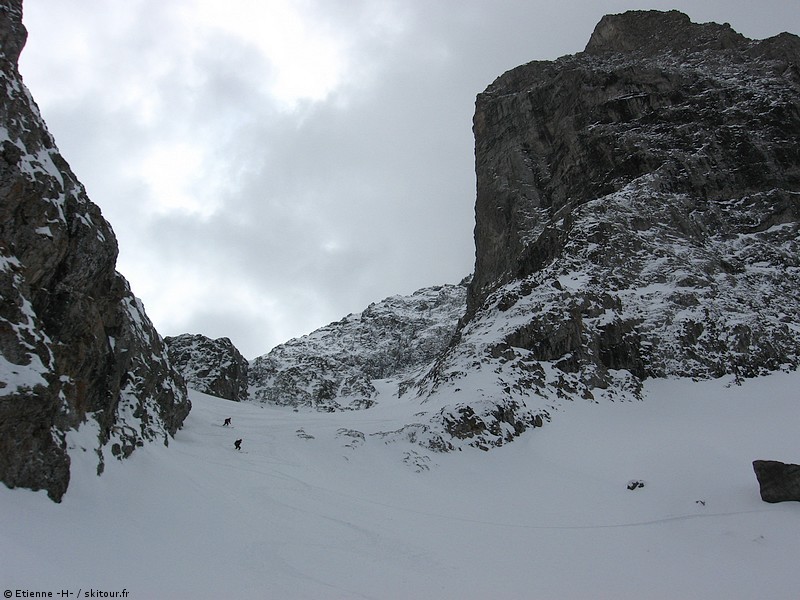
[410,10,800,449]
[0,1,190,501]
[165,334,249,402]
[249,282,467,410]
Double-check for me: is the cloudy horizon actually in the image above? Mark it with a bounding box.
[18,0,799,359]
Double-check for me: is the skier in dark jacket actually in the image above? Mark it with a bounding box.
[234,439,242,451]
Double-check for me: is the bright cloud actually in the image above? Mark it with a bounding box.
[182,0,349,107]
[138,142,216,217]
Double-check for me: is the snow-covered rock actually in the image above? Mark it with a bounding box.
[406,10,800,450]
[165,334,249,402]
[249,282,467,410]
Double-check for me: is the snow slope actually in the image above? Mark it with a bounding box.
[2,371,799,599]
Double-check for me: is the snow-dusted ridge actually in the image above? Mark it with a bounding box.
[248,281,468,411]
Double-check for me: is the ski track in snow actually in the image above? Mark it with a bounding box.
[317,492,786,531]
[2,370,800,599]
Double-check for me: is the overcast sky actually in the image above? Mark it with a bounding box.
[17,0,800,359]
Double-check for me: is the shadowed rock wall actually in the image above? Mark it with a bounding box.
[0,1,190,501]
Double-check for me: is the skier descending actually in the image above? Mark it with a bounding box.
[234,439,242,451]
[223,417,232,426]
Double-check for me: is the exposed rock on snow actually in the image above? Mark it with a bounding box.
[336,428,366,449]
[753,460,800,503]
[408,10,800,450]
[402,449,432,472]
[165,334,248,402]
[248,282,467,410]
[295,428,314,440]
[0,1,190,501]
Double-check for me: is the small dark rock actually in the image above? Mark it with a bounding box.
[752,460,800,503]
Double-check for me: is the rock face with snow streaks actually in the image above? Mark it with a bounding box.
[0,1,190,501]
[410,10,800,449]
[165,334,249,402]
[249,283,467,411]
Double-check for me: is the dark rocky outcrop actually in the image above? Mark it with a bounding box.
[476,10,800,371]
[165,334,248,401]
[411,10,800,449]
[0,1,190,501]
[470,10,800,319]
[753,460,800,503]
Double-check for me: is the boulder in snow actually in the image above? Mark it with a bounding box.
[752,460,800,503]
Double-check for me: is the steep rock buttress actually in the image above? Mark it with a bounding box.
[411,10,800,448]
[0,1,190,501]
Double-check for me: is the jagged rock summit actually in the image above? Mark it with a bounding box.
[584,10,748,55]
[0,1,190,501]
[408,10,800,449]
[165,334,249,402]
[249,282,467,411]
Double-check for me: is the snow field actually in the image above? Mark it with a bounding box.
[2,371,799,599]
